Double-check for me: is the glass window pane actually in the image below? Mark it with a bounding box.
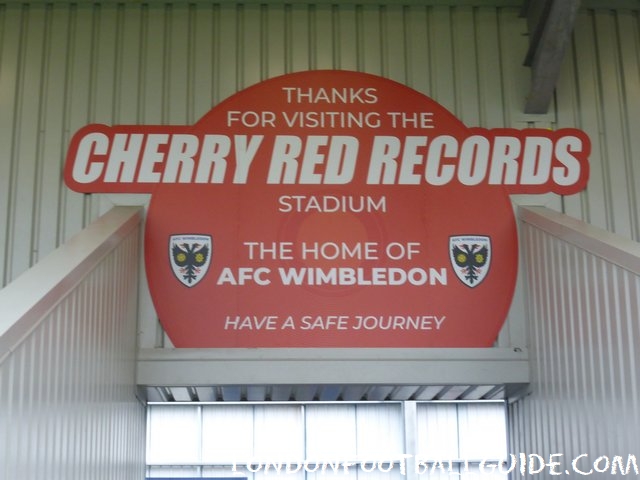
[202,405,254,464]
[416,404,459,460]
[253,405,305,462]
[457,403,507,460]
[356,404,403,459]
[306,404,357,460]
[147,405,201,465]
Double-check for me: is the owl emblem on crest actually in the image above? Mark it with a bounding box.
[449,235,491,288]
[169,234,212,287]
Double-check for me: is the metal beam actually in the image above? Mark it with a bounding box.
[519,206,640,274]
[523,0,581,114]
[136,347,529,386]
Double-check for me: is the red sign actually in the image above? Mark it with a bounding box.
[64,70,590,347]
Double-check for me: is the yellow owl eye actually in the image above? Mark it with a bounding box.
[475,253,484,263]
[195,253,205,263]
[456,253,467,263]
[176,253,187,262]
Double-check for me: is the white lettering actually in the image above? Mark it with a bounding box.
[73,132,109,183]
[104,133,143,182]
[66,127,589,194]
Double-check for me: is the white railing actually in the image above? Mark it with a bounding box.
[0,206,146,480]
[509,206,640,467]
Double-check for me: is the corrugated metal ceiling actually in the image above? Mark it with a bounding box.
[143,384,507,403]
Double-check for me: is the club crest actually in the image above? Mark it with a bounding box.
[449,235,491,288]
[169,234,212,287]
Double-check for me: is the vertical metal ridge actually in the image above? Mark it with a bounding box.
[259,3,268,80]
[378,4,389,76]
[403,5,426,92]
[615,12,640,241]
[235,3,245,88]
[0,3,6,288]
[162,3,172,124]
[401,5,412,85]
[113,3,125,123]
[186,3,196,123]
[3,5,27,285]
[307,3,316,69]
[57,3,75,248]
[31,4,50,267]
